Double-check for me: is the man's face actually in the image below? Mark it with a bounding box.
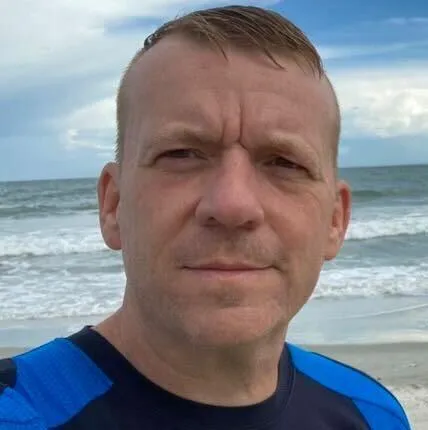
[99,36,351,347]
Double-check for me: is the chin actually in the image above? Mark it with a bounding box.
[182,306,284,348]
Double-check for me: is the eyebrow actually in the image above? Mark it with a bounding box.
[142,125,220,156]
[262,131,322,173]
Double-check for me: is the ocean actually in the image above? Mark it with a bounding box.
[1,164,428,348]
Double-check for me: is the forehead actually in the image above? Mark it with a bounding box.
[122,36,337,156]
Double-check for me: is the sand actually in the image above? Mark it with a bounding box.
[1,342,427,429]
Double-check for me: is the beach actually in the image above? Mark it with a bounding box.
[1,341,427,428]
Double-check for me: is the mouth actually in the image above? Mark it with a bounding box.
[183,262,271,272]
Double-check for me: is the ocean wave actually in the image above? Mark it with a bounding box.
[0,271,124,321]
[315,264,428,299]
[0,202,98,219]
[0,229,107,258]
[346,213,428,240]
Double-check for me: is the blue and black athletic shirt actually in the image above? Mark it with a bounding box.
[0,326,411,429]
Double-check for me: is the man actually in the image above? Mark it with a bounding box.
[0,5,411,430]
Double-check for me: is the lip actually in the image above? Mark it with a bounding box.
[184,262,269,271]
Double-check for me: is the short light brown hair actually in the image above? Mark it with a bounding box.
[115,5,340,164]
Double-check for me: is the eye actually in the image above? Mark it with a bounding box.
[267,156,302,170]
[153,148,207,171]
[158,148,201,160]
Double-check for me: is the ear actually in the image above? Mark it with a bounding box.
[324,180,352,261]
[97,162,122,251]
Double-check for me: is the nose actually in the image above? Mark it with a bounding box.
[195,147,265,230]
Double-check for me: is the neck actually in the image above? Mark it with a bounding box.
[95,304,287,407]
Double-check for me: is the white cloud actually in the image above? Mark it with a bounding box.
[2,0,280,86]
[2,0,281,156]
[0,2,219,149]
[64,97,116,152]
[330,63,428,138]
[1,1,170,91]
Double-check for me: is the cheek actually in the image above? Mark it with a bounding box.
[274,192,329,247]
[275,204,327,313]
[270,192,331,298]
[121,180,194,269]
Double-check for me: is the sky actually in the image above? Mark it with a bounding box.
[1,0,428,181]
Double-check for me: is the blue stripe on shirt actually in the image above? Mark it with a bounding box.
[0,387,47,429]
[13,338,112,428]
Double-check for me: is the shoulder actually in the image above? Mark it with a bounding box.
[0,337,112,429]
[287,343,411,429]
